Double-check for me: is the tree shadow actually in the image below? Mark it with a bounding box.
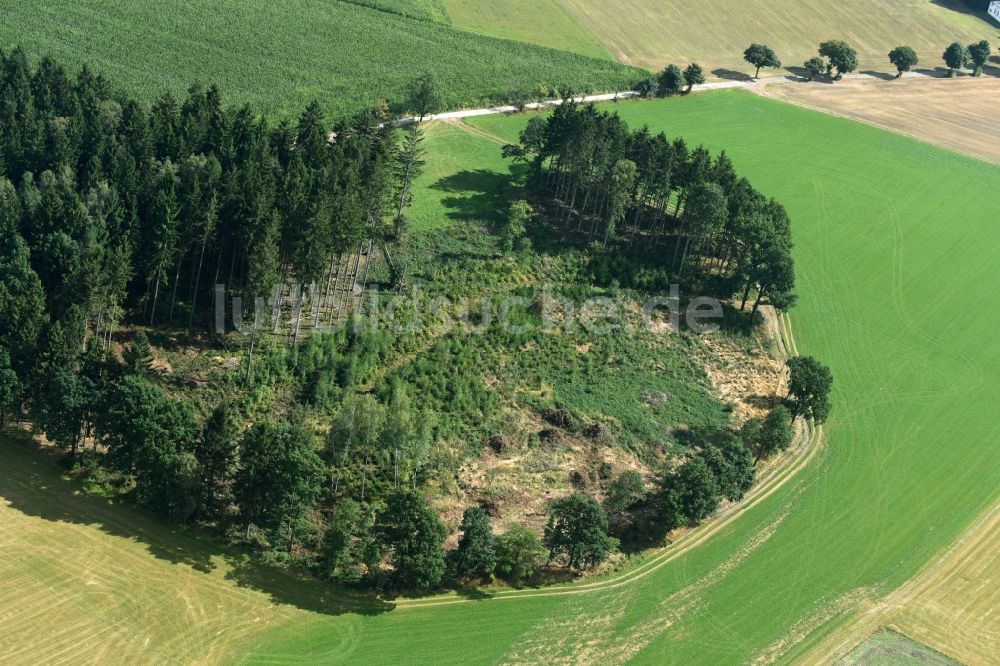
[783,67,832,84]
[914,67,955,78]
[0,436,392,617]
[431,163,528,229]
[225,557,391,616]
[711,68,754,82]
[929,0,986,16]
[859,70,896,81]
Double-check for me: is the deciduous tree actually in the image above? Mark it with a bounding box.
[661,455,719,526]
[943,42,970,76]
[743,44,782,78]
[818,40,859,80]
[407,72,441,122]
[803,57,826,81]
[235,420,325,545]
[683,63,705,93]
[657,64,686,97]
[967,40,991,76]
[544,492,617,570]
[503,200,533,251]
[786,356,833,423]
[604,470,646,526]
[496,524,546,583]
[455,505,497,580]
[373,490,447,588]
[748,404,794,463]
[888,46,919,77]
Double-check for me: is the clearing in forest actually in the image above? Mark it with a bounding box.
[244,90,1000,664]
[4,90,1000,665]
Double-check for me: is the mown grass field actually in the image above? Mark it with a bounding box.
[444,0,998,74]
[0,1,642,118]
[3,90,1000,663]
[0,434,299,664]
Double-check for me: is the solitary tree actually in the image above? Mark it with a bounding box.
[407,72,442,121]
[803,57,826,81]
[544,493,617,570]
[454,505,497,581]
[943,42,970,77]
[683,63,706,93]
[888,46,919,78]
[657,64,686,97]
[743,44,782,78]
[818,40,859,80]
[786,356,833,423]
[967,40,991,76]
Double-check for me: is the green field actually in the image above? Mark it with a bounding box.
[246,91,1000,661]
[442,0,998,74]
[345,0,452,24]
[3,90,1000,663]
[443,0,612,60]
[0,1,641,118]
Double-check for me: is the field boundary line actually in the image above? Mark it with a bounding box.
[795,496,1000,664]
[395,310,822,609]
[748,85,1000,167]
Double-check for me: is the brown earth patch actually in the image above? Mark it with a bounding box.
[753,75,1000,165]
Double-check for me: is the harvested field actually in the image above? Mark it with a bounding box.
[803,498,1000,665]
[755,73,1000,165]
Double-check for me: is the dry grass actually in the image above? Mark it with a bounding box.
[0,437,286,665]
[801,499,1000,665]
[754,73,1000,165]
[0,434,389,666]
[557,0,997,73]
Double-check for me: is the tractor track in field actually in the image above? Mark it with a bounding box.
[796,497,1000,665]
[393,309,824,610]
